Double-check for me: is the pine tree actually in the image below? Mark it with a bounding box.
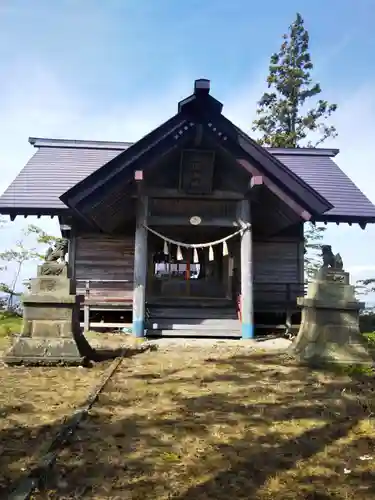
[252,13,337,148]
[252,13,338,280]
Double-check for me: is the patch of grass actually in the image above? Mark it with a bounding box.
[0,314,22,352]
[0,314,22,338]
[36,347,375,500]
[336,363,374,377]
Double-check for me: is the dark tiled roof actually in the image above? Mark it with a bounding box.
[0,144,125,211]
[274,153,375,220]
[0,138,374,222]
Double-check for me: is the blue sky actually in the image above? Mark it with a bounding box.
[0,0,375,295]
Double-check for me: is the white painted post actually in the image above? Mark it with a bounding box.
[133,193,148,337]
[239,198,254,339]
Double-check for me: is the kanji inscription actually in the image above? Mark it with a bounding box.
[180,150,215,194]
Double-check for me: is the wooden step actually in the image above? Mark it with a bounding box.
[146,319,241,330]
[80,322,131,329]
[147,299,233,308]
[148,308,237,320]
[146,329,242,338]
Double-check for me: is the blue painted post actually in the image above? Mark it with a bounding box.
[239,198,254,339]
[133,194,148,338]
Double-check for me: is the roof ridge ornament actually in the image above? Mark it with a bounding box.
[194,79,210,94]
[178,78,223,114]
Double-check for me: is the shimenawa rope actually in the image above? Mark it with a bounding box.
[143,223,250,263]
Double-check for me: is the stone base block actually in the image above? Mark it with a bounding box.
[290,270,373,368]
[31,273,74,295]
[289,306,374,367]
[289,336,373,367]
[22,294,80,339]
[3,337,84,366]
[22,319,76,338]
[37,263,68,278]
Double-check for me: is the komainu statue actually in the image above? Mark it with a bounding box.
[44,239,68,263]
[39,239,69,276]
[320,245,344,270]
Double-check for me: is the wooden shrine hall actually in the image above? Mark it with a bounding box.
[1,78,375,339]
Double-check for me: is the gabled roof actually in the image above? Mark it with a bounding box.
[0,79,374,225]
[2,138,373,224]
[61,113,192,212]
[60,84,332,219]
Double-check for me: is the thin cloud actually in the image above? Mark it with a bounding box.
[313,33,355,76]
[349,265,375,274]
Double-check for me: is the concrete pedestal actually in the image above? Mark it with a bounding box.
[4,263,84,365]
[289,268,373,367]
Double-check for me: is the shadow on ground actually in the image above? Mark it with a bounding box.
[1,351,374,499]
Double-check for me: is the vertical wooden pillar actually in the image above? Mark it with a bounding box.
[133,195,148,337]
[66,224,82,334]
[83,304,90,333]
[67,226,77,282]
[226,256,234,299]
[239,198,254,339]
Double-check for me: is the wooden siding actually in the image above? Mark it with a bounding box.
[253,238,304,305]
[231,236,304,306]
[75,234,135,301]
[253,240,301,283]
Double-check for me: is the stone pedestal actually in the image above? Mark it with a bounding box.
[4,263,84,365]
[289,268,373,367]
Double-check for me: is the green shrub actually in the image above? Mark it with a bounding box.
[363,331,375,347]
[359,312,375,333]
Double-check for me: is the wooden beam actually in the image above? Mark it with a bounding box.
[147,216,239,227]
[142,188,243,200]
[238,159,312,221]
[194,124,204,146]
[250,175,263,188]
[249,175,264,203]
[238,198,254,339]
[133,192,148,338]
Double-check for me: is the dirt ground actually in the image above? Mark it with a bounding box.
[30,344,375,500]
[0,357,111,496]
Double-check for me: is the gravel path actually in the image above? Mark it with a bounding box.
[147,336,292,352]
[87,332,293,354]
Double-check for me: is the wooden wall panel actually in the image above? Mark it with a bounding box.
[252,239,304,304]
[253,240,300,283]
[75,234,135,300]
[232,236,304,305]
